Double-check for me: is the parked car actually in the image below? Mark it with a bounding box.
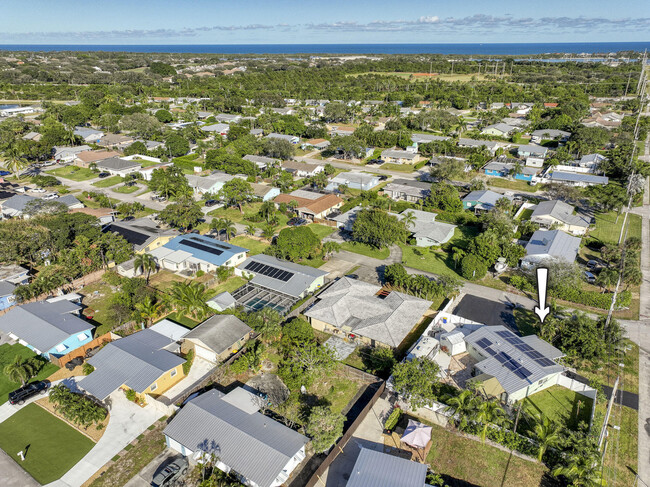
[30,187,46,193]
[122,216,135,222]
[98,172,111,178]
[204,199,218,207]
[65,356,84,370]
[587,259,599,270]
[43,193,58,200]
[287,217,308,226]
[8,381,50,405]
[584,271,597,284]
[150,456,189,487]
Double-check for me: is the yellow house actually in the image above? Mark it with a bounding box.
[78,329,187,403]
[102,217,179,254]
[181,314,253,364]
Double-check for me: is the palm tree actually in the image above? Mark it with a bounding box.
[3,356,37,386]
[222,218,236,241]
[401,210,417,232]
[511,159,524,180]
[211,218,226,237]
[258,201,275,223]
[596,267,618,292]
[245,224,256,236]
[134,253,157,284]
[474,399,507,442]
[262,223,277,240]
[445,390,478,431]
[531,413,562,462]
[135,296,159,327]
[169,281,211,320]
[2,144,29,176]
[553,452,604,486]
[249,308,282,342]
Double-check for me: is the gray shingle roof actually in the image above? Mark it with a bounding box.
[0,301,90,352]
[241,254,327,298]
[410,133,450,143]
[531,129,571,138]
[96,157,141,171]
[346,448,428,487]
[400,210,456,244]
[524,229,581,264]
[163,389,308,487]
[465,325,564,395]
[305,277,432,347]
[79,329,185,400]
[184,315,252,355]
[530,200,589,228]
[383,179,430,199]
[463,190,512,208]
[2,194,36,212]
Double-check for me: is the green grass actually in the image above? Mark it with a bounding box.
[307,224,336,239]
[488,177,538,192]
[512,308,539,337]
[164,312,201,329]
[137,159,161,167]
[0,403,95,484]
[399,244,462,278]
[589,211,642,245]
[340,241,390,259]
[209,203,290,230]
[92,176,122,188]
[0,344,59,405]
[424,417,547,486]
[517,208,534,221]
[112,184,141,194]
[47,166,98,181]
[228,236,269,255]
[380,163,415,172]
[206,276,247,299]
[521,385,593,431]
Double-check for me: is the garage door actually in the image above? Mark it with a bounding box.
[194,345,216,363]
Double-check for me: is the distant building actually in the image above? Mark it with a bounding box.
[481,123,517,137]
[0,264,28,311]
[274,190,343,220]
[530,129,571,144]
[95,157,141,178]
[410,133,450,144]
[547,171,609,187]
[281,161,323,178]
[243,154,280,171]
[325,172,380,192]
[381,149,418,164]
[267,133,299,144]
[73,126,104,144]
[382,179,431,203]
[516,144,548,159]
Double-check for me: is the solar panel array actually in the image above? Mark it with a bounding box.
[108,225,150,246]
[494,329,555,368]
[494,351,532,379]
[244,261,295,282]
[188,236,232,251]
[180,239,224,256]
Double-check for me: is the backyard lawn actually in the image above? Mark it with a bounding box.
[399,244,461,278]
[308,223,336,239]
[589,211,642,245]
[92,176,122,188]
[340,241,390,259]
[517,208,534,221]
[489,177,538,192]
[0,403,95,484]
[425,418,547,486]
[229,236,269,255]
[47,166,98,181]
[209,202,290,229]
[0,344,59,405]
[206,275,247,298]
[521,385,593,431]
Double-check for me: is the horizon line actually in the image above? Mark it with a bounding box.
[0,41,649,46]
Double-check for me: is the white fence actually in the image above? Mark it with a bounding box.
[556,373,597,428]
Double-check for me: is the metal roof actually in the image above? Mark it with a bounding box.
[96,157,141,171]
[346,448,427,487]
[530,200,589,228]
[163,389,308,487]
[150,319,191,342]
[79,329,185,400]
[240,254,327,298]
[524,229,581,264]
[161,234,248,267]
[463,190,512,208]
[399,210,456,245]
[183,315,252,355]
[0,301,91,352]
[465,325,564,395]
[548,171,609,185]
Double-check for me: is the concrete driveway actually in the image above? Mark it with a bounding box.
[124,449,183,487]
[159,356,215,405]
[46,388,161,487]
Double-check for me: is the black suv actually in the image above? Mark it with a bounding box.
[8,381,50,405]
[151,456,189,487]
[65,356,84,370]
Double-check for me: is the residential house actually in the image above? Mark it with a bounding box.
[462,190,513,211]
[270,107,295,116]
[325,172,380,192]
[411,133,450,144]
[201,123,230,136]
[207,292,237,312]
[267,133,299,144]
[525,157,545,168]
[135,160,173,181]
[381,149,418,164]
[243,154,280,171]
[331,126,355,137]
[0,264,28,311]
[149,234,249,274]
[53,145,91,164]
[95,157,141,177]
[530,200,590,235]
[458,138,501,154]
[382,179,431,203]
[273,190,343,220]
[521,229,581,269]
[481,123,517,137]
[400,209,457,247]
[181,315,252,363]
[149,319,190,345]
[346,448,428,487]
[1,194,83,218]
[164,388,308,487]
[73,126,104,144]
[185,172,236,195]
[577,153,607,171]
[483,159,539,181]
[250,182,280,202]
[250,128,264,137]
[103,217,179,253]
[281,160,323,178]
[546,171,609,187]
[78,329,186,401]
[530,129,571,144]
[305,277,432,348]
[301,138,331,151]
[73,150,120,168]
[330,205,363,232]
[517,144,548,159]
[22,131,42,142]
[0,300,94,360]
[97,134,135,150]
[215,113,242,124]
[70,207,117,225]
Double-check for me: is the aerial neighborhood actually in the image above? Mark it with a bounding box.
[0,44,647,487]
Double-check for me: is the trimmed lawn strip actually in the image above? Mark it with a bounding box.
[0,343,59,405]
[229,236,269,255]
[380,163,415,172]
[488,178,538,192]
[47,166,98,181]
[521,385,592,431]
[0,403,95,484]
[92,176,122,188]
[399,244,462,278]
[590,211,642,245]
[340,241,390,259]
[307,223,336,239]
[112,184,141,194]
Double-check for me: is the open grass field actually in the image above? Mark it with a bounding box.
[229,236,269,255]
[0,344,59,405]
[425,418,547,486]
[489,177,538,192]
[307,223,336,239]
[92,176,122,188]
[347,72,492,83]
[340,241,390,259]
[380,163,415,172]
[589,211,642,245]
[47,166,98,181]
[521,385,593,431]
[0,403,95,484]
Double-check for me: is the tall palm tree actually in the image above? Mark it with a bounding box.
[222,218,236,241]
[169,281,211,320]
[3,356,37,386]
[135,296,159,327]
[134,253,157,284]
[401,211,417,233]
[258,201,275,223]
[474,399,507,442]
[445,390,478,431]
[511,159,524,180]
[531,413,562,462]
[2,144,29,176]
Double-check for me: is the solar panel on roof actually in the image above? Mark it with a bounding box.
[244,260,295,282]
[535,358,555,367]
[106,225,150,246]
[189,236,232,251]
[483,346,496,356]
[181,239,224,256]
[514,367,532,379]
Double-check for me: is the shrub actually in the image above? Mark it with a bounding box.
[461,254,487,280]
[182,349,194,375]
[82,363,95,375]
[195,270,205,278]
[49,384,108,427]
[230,356,249,375]
[125,388,137,402]
[550,286,631,310]
[509,275,535,293]
[384,408,402,431]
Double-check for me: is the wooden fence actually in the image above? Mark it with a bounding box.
[49,332,113,368]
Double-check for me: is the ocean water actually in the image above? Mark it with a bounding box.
[0,42,648,55]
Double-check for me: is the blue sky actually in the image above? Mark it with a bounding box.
[1,0,649,44]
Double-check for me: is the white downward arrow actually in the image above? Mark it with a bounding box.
[534,267,550,323]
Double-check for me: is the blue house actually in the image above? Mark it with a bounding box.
[0,264,28,311]
[483,160,538,182]
[0,300,94,359]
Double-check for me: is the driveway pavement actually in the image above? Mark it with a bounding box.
[0,448,40,487]
[124,450,182,487]
[159,356,215,405]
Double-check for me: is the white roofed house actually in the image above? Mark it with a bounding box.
[458,138,501,154]
[180,314,253,363]
[521,229,581,269]
[95,157,141,178]
[481,123,517,137]
[163,388,309,487]
[267,133,299,144]
[530,129,571,144]
[382,179,431,204]
[381,149,418,164]
[325,172,380,192]
[399,210,457,247]
[530,200,590,235]
[185,172,236,196]
[243,154,280,171]
[201,123,230,136]
[73,126,104,144]
[516,144,548,159]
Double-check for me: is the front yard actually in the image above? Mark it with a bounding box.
[0,403,95,484]
[521,385,593,431]
[112,184,142,194]
[308,223,336,239]
[229,236,270,255]
[47,166,98,181]
[590,211,642,245]
[0,343,59,405]
[399,244,461,278]
[92,176,122,188]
